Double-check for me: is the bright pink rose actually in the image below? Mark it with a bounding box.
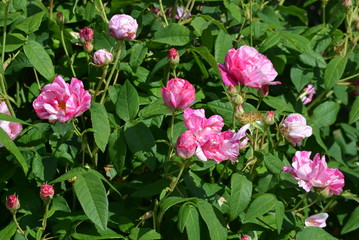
[40,184,55,199]
[161,78,196,110]
[176,130,197,159]
[79,27,93,43]
[93,49,113,66]
[109,14,138,40]
[33,76,91,123]
[218,46,280,92]
[241,236,252,240]
[305,213,329,228]
[0,101,22,147]
[280,113,312,146]
[300,84,316,105]
[6,194,20,212]
[283,151,345,196]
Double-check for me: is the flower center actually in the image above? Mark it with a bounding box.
[58,100,66,111]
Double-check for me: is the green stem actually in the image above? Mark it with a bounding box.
[60,27,76,77]
[159,0,169,26]
[33,68,41,90]
[12,213,27,239]
[49,0,54,20]
[94,65,109,100]
[287,192,309,212]
[321,0,326,24]
[306,90,328,112]
[41,200,50,231]
[294,196,320,213]
[218,161,230,182]
[1,1,9,65]
[0,74,15,116]
[71,121,82,136]
[100,39,123,104]
[338,72,359,82]
[250,0,253,47]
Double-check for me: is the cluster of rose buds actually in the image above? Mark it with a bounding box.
[33,75,91,123]
[280,113,312,146]
[79,27,94,53]
[161,78,195,110]
[176,108,249,163]
[283,151,345,197]
[0,101,22,147]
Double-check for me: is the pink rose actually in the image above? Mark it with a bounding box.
[93,49,113,66]
[109,14,138,40]
[0,101,22,147]
[40,184,55,199]
[33,76,91,123]
[79,27,93,43]
[6,194,20,212]
[241,236,252,240]
[280,113,312,146]
[218,46,280,92]
[161,78,196,110]
[305,213,329,228]
[176,130,197,159]
[300,84,316,105]
[283,151,345,196]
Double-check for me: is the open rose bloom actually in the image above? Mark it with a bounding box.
[33,76,91,123]
[305,213,329,228]
[218,46,280,94]
[280,113,312,146]
[0,101,22,147]
[283,151,345,196]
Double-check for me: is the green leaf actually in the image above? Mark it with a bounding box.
[16,11,45,34]
[50,167,87,184]
[0,128,28,175]
[229,173,252,221]
[0,113,29,125]
[312,101,340,128]
[108,128,127,175]
[74,172,109,231]
[349,97,359,125]
[24,40,55,81]
[275,201,285,234]
[280,32,313,54]
[197,200,227,240]
[160,197,195,215]
[264,153,285,175]
[138,99,169,119]
[215,29,233,63]
[191,46,221,78]
[324,56,347,89]
[312,127,328,152]
[263,95,295,113]
[90,103,110,152]
[129,228,161,240]
[2,33,26,52]
[178,204,200,240]
[154,23,193,46]
[259,32,281,53]
[290,64,314,92]
[224,0,242,23]
[110,0,132,13]
[116,80,139,121]
[130,43,148,73]
[207,100,233,126]
[278,5,308,24]
[341,205,359,234]
[244,194,277,222]
[299,52,327,68]
[191,16,211,35]
[297,227,338,240]
[0,221,17,240]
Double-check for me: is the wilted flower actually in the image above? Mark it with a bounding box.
[33,75,91,123]
[283,151,345,196]
[93,49,113,66]
[6,194,20,212]
[305,213,329,228]
[0,101,22,147]
[300,84,316,105]
[176,130,197,159]
[40,184,55,199]
[79,27,93,43]
[280,113,312,146]
[109,14,138,40]
[161,78,196,110]
[218,46,280,93]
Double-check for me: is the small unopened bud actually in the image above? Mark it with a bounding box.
[258,85,269,98]
[93,49,113,67]
[168,48,179,66]
[317,187,331,198]
[56,12,65,25]
[79,27,94,44]
[231,94,244,106]
[84,41,93,53]
[6,194,20,213]
[342,0,352,9]
[40,184,55,200]
[263,110,275,125]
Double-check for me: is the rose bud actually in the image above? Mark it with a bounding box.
[93,49,113,67]
[161,78,196,110]
[168,48,179,66]
[40,184,55,200]
[79,27,94,44]
[6,194,20,212]
[109,14,138,41]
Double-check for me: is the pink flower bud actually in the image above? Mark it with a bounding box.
[168,48,179,66]
[305,213,329,228]
[176,130,197,158]
[56,12,65,25]
[33,75,91,123]
[40,184,54,199]
[241,236,252,240]
[93,49,113,66]
[161,78,196,110]
[263,110,275,125]
[279,113,312,146]
[342,0,352,9]
[84,41,93,53]
[109,14,138,41]
[79,27,94,43]
[6,194,20,212]
[0,101,22,147]
[300,84,316,105]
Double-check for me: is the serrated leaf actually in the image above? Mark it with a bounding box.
[160,197,195,215]
[178,204,200,240]
[108,128,127,175]
[129,43,148,72]
[138,99,169,119]
[0,128,28,175]
[259,32,281,53]
[0,221,17,240]
[341,205,359,234]
[230,173,252,221]
[24,40,55,81]
[74,172,109,231]
[49,167,87,184]
[312,101,340,128]
[324,56,347,89]
[264,153,285,175]
[244,194,276,222]
[275,201,285,234]
[290,64,314,92]
[224,0,242,23]
[90,103,110,152]
[16,11,45,34]
[2,33,26,52]
[207,100,233,126]
[116,80,139,121]
[215,29,233,63]
[349,97,359,124]
[154,23,193,46]
[281,32,313,54]
[197,200,227,240]
[191,46,221,78]
[129,228,161,240]
[297,227,338,240]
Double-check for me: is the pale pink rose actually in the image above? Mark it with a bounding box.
[93,49,113,66]
[33,76,91,123]
[305,213,329,228]
[109,14,138,40]
[176,130,197,158]
[161,78,196,110]
[176,6,191,19]
[218,46,280,92]
[300,84,316,105]
[79,27,93,43]
[40,184,55,199]
[283,151,345,196]
[280,113,312,146]
[0,101,22,147]
[6,194,20,212]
